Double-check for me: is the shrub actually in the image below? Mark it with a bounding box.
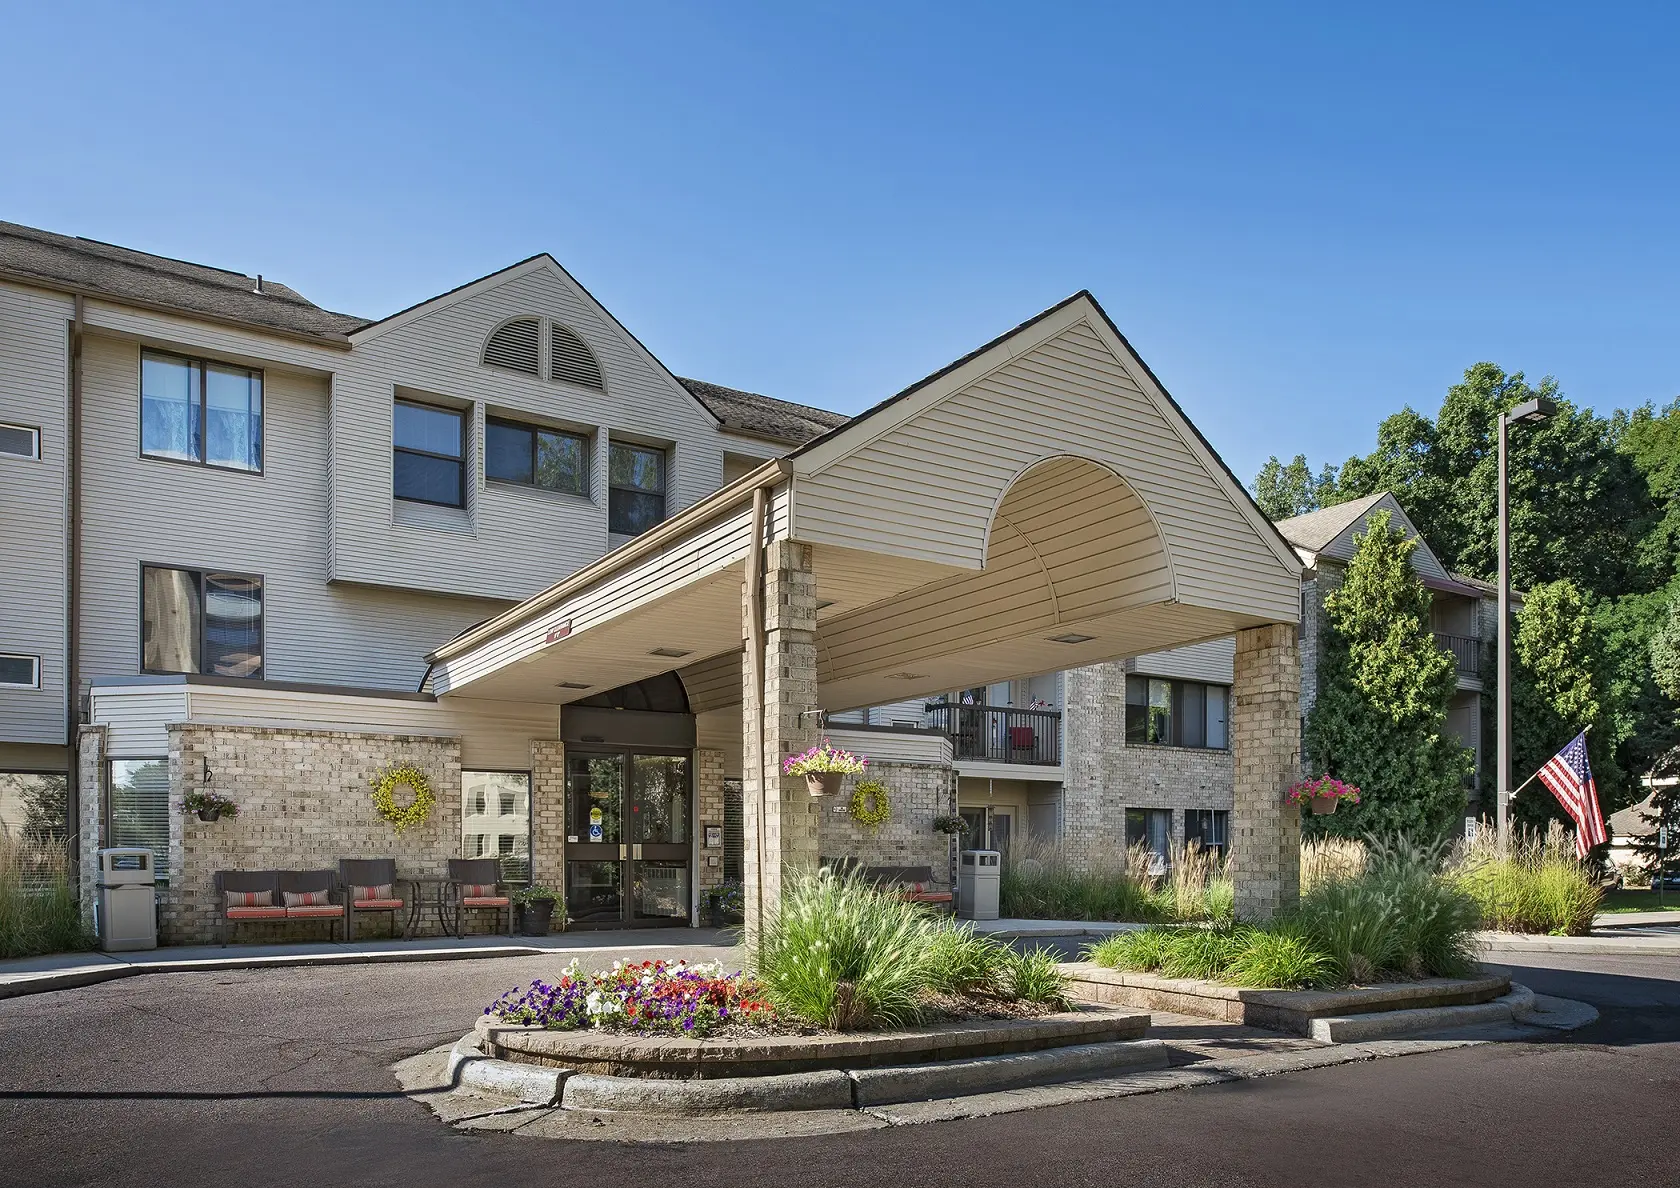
[999,838,1163,923]
[1159,926,1245,980]
[921,920,1009,997]
[1452,824,1603,935]
[1301,836,1368,892]
[0,835,94,960]
[750,868,934,1029]
[1087,927,1175,972]
[1002,946,1069,1007]
[1166,842,1234,923]
[1222,927,1334,990]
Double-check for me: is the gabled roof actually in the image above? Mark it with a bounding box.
[1273,492,1389,553]
[0,220,368,342]
[678,377,849,445]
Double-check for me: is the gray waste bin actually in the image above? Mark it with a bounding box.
[96,847,158,952]
[957,849,1001,921]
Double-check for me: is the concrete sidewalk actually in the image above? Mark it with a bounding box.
[0,929,733,999]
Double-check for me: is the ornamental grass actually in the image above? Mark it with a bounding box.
[0,834,94,960]
[998,838,1232,925]
[1450,823,1603,936]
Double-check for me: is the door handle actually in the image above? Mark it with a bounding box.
[632,844,643,859]
[619,844,628,861]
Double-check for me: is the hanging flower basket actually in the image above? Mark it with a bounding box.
[182,789,238,824]
[782,739,868,797]
[1286,775,1361,816]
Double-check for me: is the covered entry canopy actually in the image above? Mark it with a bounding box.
[424,292,1302,713]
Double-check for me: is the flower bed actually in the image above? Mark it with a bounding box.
[487,960,773,1038]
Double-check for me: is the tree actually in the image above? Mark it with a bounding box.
[1654,590,1680,704]
[1252,454,1336,521]
[1304,510,1473,839]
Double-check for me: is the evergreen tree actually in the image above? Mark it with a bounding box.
[1304,510,1473,839]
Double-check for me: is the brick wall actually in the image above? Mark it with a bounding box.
[818,760,955,889]
[1230,624,1301,921]
[530,739,565,892]
[75,725,106,926]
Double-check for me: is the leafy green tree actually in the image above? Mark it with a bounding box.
[1304,511,1473,839]
[1252,454,1337,521]
[1654,591,1680,704]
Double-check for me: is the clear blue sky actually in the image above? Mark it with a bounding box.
[3,2,1676,482]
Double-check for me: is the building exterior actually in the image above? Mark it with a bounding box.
[0,219,1307,942]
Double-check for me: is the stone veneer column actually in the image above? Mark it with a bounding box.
[696,749,727,895]
[742,539,819,937]
[1230,624,1302,921]
[530,740,566,893]
[76,725,108,928]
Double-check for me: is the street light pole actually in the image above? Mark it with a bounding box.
[1495,396,1555,853]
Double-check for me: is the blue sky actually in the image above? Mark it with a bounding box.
[3,2,1676,482]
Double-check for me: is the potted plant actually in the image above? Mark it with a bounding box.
[182,789,239,823]
[782,739,868,797]
[1286,774,1362,816]
[704,882,744,927]
[932,814,970,837]
[511,885,563,936]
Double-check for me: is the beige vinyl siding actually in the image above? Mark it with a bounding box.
[1129,638,1235,685]
[1316,493,1451,583]
[793,315,1299,624]
[330,263,724,601]
[76,332,507,693]
[825,727,952,767]
[89,687,189,755]
[0,283,70,744]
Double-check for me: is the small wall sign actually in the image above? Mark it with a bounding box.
[704,824,723,849]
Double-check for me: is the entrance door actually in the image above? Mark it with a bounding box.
[564,750,692,927]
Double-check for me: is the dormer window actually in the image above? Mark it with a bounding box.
[550,323,604,391]
[482,318,540,376]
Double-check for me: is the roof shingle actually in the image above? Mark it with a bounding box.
[678,376,849,445]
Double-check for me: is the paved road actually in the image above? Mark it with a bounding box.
[2,945,1676,1188]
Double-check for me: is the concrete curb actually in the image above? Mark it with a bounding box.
[563,1070,856,1114]
[448,1035,568,1105]
[848,1039,1169,1106]
[1478,934,1680,957]
[1305,983,1592,1043]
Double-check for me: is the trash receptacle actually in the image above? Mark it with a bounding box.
[96,847,157,952]
[957,849,1001,921]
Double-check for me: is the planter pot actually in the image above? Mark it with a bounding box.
[1310,795,1339,816]
[516,899,557,936]
[195,808,221,823]
[806,772,844,797]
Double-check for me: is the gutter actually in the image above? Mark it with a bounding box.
[428,458,792,664]
[746,487,768,939]
[66,295,83,850]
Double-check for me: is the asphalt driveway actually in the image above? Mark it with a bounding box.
[1,943,1676,1188]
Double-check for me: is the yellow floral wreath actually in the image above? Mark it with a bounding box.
[370,763,435,833]
[848,779,892,828]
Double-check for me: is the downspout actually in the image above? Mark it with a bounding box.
[66,296,84,853]
[746,485,768,939]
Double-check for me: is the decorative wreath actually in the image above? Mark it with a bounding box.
[370,763,436,833]
[848,779,892,828]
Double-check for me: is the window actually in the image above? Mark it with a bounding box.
[142,567,263,678]
[608,443,666,535]
[1184,809,1229,859]
[1125,807,1172,869]
[393,400,465,507]
[462,771,530,883]
[1125,677,1228,749]
[0,654,40,689]
[0,772,69,845]
[109,758,170,866]
[140,350,262,471]
[485,418,589,496]
[0,423,40,460]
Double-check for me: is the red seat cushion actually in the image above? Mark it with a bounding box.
[227,907,288,920]
[353,898,404,910]
[462,896,510,907]
[286,905,345,918]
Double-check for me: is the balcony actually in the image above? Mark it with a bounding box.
[1435,632,1481,678]
[923,703,1062,766]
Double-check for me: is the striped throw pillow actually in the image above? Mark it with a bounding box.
[284,889,330,907]
[225,889,272,909]
[462,883,497,898]
[352,883,394,902]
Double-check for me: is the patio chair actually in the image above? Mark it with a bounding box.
[215,869,285,946]
[446,858,512,937]
[339,858,404,941]
[277,869,346,942]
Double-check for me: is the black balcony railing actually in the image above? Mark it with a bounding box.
[1435,632,1481,677]
[923,703,1062,765]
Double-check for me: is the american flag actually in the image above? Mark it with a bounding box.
[1536,730,1607,858]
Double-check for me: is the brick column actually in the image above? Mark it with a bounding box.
[696,749,727,895]
[530,740,565,893]
[1230,624,1301,921]
[75,725,107,929]
[742,539,819,937]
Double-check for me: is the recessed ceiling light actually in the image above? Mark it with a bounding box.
[1048,633,1096,645]
[648,647,692,658]
[815,600,836,611]
[556,681,591,690]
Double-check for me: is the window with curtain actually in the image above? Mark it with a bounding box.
[462,771,530,883]
[142,566,263,678]
[1124,807,1172,867]
[141,350,262,472]
[1184,809,1229,858]
[608,443,666,535]
[393,400,465,507]
[109,759,170,871]
[1125,677,1229,749]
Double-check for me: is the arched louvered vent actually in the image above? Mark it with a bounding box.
[483,318,540,375]
[550,323,604,391]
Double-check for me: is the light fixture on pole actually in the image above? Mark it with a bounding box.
[1496,395,1556,850]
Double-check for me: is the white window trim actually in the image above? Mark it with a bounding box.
[0,653,42,689]
[0,423,41,461]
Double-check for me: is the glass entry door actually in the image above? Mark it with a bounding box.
[565,751,692,927]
